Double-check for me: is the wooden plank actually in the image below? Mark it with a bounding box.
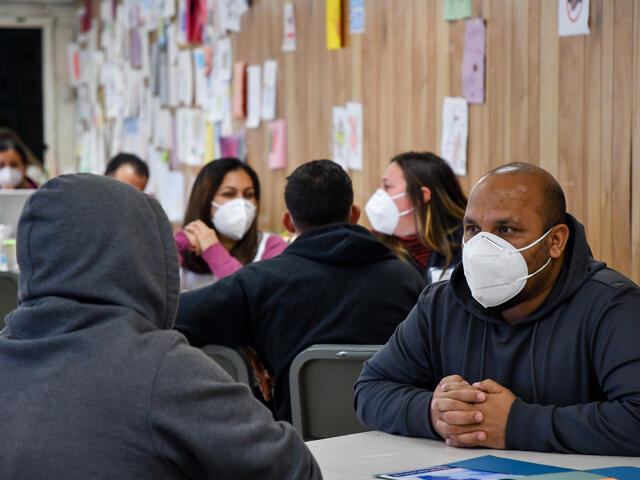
[611,0,634,277]
[487,0,506,174]
[510,0,528,166]
[633,0,640,283]
[583,0,603,259]
[527,0,540,165]
[539,0,559,178]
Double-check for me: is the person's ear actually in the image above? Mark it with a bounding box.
[421,186,431,204]
[548,224,569,259]
[349,204,361,224]
[282,211,296,233]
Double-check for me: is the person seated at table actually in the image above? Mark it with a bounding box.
[355,162,640,455]
[175,158,287,292]
[365,152,467,285]
[0,174,321,479]
[105,152,149,192]
[0,131,39,189]
[175,160,424,422]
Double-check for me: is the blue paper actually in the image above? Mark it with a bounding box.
[587,466,640,480]
[448,456,572,476]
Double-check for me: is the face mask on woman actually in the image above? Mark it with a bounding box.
[0,167,23,188]
[211,198,256,241]
[364,189,414,236]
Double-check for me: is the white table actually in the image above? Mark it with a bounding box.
[306,431,640,479]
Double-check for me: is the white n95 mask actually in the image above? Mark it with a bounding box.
[211,198,256,241]
[462,229,552,308]
[364,189,414,236]
[0,167,23,188]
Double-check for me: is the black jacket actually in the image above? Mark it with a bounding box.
[175,222,425,421]
[355,215,640,455]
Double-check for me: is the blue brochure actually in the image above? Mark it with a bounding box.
[447,456,572,476]
[587,466,640,480]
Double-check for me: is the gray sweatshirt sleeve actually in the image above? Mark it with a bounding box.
[354,303,441,439]
[149,338,322,479]
[506,283,640,455]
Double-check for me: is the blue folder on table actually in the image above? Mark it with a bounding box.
[448,455,572,476]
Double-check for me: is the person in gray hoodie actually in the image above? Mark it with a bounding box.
[355,163,640,455]
[0,174,321,479]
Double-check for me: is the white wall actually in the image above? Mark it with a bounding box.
[0,2,77,176]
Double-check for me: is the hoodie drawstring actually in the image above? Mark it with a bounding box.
[479,321,487,381]
[529,322,539,404]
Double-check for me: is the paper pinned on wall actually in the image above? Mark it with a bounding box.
[281,3,297,52]
[67,43,82,86]
[462,18,486,104]
[245,64,262,129]
[261,60,277,121]
[349,0,365,34]
[186,0,207,43]
[326,0,343,50]
[178,49,193,106]
[162,0,176,19]
[558,0,590,36]
[444,0,472,21]
[268,119,287,170]
[215,37,233,82]
[220,130,247,160]
[440,97,468,176]
[178,0,188,44]
[165,170,185,222]
[205,121,215,163]
[332,106,349,171]
[232,61,247,119]
[346,102,363,171]
[166,22,179,65]
[193,48,208,107]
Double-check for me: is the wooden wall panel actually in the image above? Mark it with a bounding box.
[218,0,640,282]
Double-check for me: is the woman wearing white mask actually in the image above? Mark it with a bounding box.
[365,152,467,285]
[175,158,287,292]
[0,134,39,190]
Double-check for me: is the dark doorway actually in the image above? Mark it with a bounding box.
[0,28,44,164]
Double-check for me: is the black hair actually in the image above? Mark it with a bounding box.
[105,153,149,179]
[284,160,353,230]
[0,135,28,166]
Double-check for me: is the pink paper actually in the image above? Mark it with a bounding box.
[232,62,247,119]
[220,130,247,161]
[268,120,287,170]
[462,18,485,104]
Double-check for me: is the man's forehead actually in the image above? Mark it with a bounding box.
[466,174,544,220]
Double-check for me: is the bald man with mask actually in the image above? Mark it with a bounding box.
[355,163,640,455]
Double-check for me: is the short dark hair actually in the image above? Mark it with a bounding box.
[105,153,149,179]
[487,162,567,231]
[285,160,353,230]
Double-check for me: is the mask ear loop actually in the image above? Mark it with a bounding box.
[514,228,553,252]
[514,228,554,281]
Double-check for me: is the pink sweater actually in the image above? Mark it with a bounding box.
[174,230,287,279]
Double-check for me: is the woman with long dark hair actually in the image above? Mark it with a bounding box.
[365,151,467,284]
[175,158,287,291]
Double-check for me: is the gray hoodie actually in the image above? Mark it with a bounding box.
[0,174,321,479]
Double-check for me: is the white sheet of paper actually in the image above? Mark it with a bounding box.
[245,64,262,129]
[215,36,233,82]
[346,102,363,171]
[193,48,208,107]
[178,49,193,106]
[281,3,297,52]
[165,170,185,223]
[261,60,277,121]
[163,0,176,19]
[558,0,590,36]
[332,106,349,171]
[440,97,468,176]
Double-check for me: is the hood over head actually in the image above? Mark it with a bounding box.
[12,174,179,331]
[449,214,606,325]
[285,222,398,266]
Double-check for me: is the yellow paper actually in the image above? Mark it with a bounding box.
[204,121,214,164]
[326,0,342,50]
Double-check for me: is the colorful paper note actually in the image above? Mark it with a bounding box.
[193,48,208,107]
[232,61,247,119]
[349,0,365,34]
[268,120,287,170]
[462,18,486,104]
[346,102,363,171]
[440,97,468,176]
[281,3,297,52]
[220,130,246,160]
[67,43,82,86]
[261,60,278,121]
[332,106,349,170]
[326,0,343,50]
[186,0,207,43]
[558,0,590,36]
[444,0,472,21]
[245,64,262,129]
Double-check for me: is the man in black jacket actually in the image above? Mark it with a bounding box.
[175,160,425,422]
[355,162,640,455]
